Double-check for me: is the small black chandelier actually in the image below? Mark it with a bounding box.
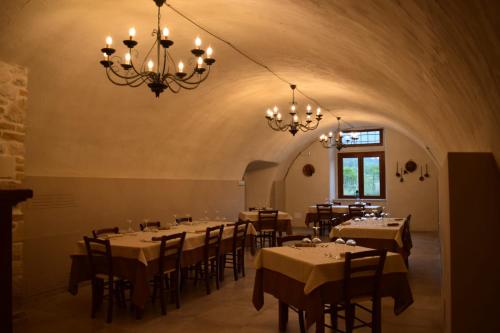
[319,117,359,150]
[265,84,323,136]
[99,0,216,97]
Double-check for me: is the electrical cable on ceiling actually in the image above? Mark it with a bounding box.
[166,3,354,128]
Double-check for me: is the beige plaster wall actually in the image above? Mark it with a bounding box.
[284,142,331,224]
[284,128,439,231]
[243,161,278,209]
[22,176,244,297]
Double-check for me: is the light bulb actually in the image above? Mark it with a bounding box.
[195,36,202,48]
[307,104,312,112]
[128,27,136,38]
[206,46,213,58]
[178,61,184,72]
[277,113,282,121]
[162,27,169,38]
[328,132,333,138]
[125,53,131,64]
[105,36,113,46]
[273,106,278,114]
[339,131,343,137]
[291,104,296,113]
[306,115,312,121]
[197,57,203,67]
[293,115,299,123]
[147,60,154,71]
[102,53,108,59]
[316,107,321,115]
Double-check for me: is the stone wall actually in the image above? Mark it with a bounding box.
[0,60,28,306]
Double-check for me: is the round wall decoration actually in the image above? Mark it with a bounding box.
[302,164,315,177]
[405,160,417,173]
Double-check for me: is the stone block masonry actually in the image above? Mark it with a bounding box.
[0,60,28,306]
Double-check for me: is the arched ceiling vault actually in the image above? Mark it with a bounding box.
[0,0,498,180]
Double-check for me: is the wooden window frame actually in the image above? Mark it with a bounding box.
[337,151,386,199]
[342,128,384,147]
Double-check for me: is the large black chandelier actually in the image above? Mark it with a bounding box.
[319,117,359,150]
[265,84,323,136]
[99,0,216,97]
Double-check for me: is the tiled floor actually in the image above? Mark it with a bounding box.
[14,232,442,332]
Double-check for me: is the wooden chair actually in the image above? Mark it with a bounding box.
[83,236,127,323]
[316,204,337,236]
[348,204,365,219]
[194,225,224,294]
[248,207,257,211]
[255,210,278,248]
[223,221,249,281]
[277,234,311,246]
[92,227,119,238]
[402,214,413,267]
[325,249,387,333]
[139,221,161,231]
[151,232,186,315]
[175,216,192,223]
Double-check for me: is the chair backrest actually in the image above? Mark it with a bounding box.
[175,216,192,223]
[139,221,161,231]
[402,214,413,250]
[230,220,249,251]
[204,225,224,260]
[84,236,113,281]
[92,227,119,238]
[256,210,278,232]
[248,207,257,211]
[152,232,186,274]
[316,204,333,220]
[348,204,365,218]
[277,234,311,246]
[343,249,387,301]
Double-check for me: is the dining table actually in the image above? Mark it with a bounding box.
[329,217,411,265]
[304,204,383,227]
[68,221,256,311]
[238,210,293,235]
[252,242,413,333]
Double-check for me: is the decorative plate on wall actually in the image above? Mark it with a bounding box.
[302,164,315,177]
[405,160,417,173]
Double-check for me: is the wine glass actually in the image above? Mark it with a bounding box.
[126,219,134,233]
[142,218,150,232]
[312,225,321,243]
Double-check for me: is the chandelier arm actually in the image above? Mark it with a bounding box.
[107,64,143,81]
[182,66,211,85]
[128,77,150,87]
[105,69,142,86]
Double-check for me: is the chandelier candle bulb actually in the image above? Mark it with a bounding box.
[105,36,113,47]
[197,57,203,67]
[162,27,169,39]
[128,27,136,39]
[316,107,321,116]
[273,106,278,114]
[206,46,213,58]
[125,53,131,65]
[195,36,202,48]
[178,61,184,72]
[147,60,154,72]
[277,113,282,121]
[306,104,312,114]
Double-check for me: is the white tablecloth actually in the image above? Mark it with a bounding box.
[329,218,404,247]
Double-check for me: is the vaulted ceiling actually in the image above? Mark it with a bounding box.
[0,0,498,180]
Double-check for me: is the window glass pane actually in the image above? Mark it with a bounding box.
[341,130,381,145]
[343,157,359,196]
[363,156,380,196]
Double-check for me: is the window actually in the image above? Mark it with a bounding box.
[338,151,385,199]
[341,129,383,146]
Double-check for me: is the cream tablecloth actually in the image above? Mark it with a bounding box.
[239,210,292,222]
[75,221,256,266]
[254,242,407,294]
[308,204,382,214]
[329,218,404,247]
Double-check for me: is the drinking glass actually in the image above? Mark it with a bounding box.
[127,219,134,233]
[143,218,150,232]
